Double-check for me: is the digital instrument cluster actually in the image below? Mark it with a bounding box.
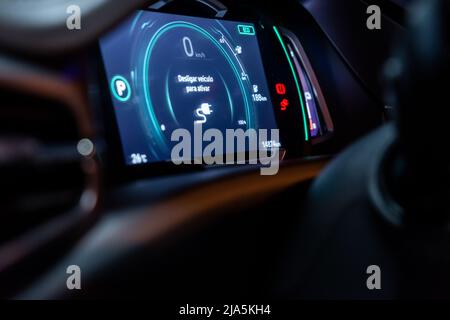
[100,11,279,166]
[99,9,333,170]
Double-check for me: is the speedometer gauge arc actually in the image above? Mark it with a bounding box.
[100,11,277,165]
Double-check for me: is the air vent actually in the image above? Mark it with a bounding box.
[0,57,99,276]
[0,89,86,243]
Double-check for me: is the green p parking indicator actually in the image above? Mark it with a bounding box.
[238,24,255,36]
[111,75,131,102]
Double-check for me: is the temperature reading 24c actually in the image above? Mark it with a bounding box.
[130,153,148,165]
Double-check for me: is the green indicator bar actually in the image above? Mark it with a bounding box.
[273,26,309,141]
[238,24,256,35]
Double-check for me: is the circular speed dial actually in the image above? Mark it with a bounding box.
[134,21,256,158]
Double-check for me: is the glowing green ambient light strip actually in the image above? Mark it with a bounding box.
[273,26,309,141]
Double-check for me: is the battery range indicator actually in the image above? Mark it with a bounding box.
[238,24,256,36]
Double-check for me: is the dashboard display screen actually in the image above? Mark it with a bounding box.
[100,11,278,165]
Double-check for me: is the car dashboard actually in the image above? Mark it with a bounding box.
[0,0,407,299]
